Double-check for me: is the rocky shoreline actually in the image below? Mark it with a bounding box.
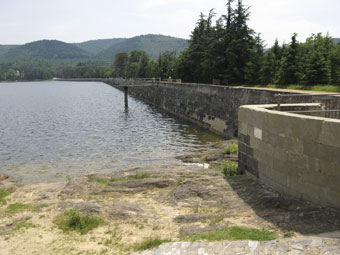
[1,140,340,254]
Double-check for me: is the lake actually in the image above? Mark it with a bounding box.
[0,81,222,184]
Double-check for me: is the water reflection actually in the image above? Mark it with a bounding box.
[0,81,222,184]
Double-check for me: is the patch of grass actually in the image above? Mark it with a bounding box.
[54,209,103,235]
[216,160,238,177]
[244,84,340,93]
[0,189,14,205]
[225,143,238,155]
[109,171,150,182]
[131,237,172,251]
[88,176,109,184]
[6,203,47,213]
[14,221,36,231]
[186,226,276,242]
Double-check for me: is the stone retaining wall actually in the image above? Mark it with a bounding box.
[106,79,327,138]
[238,103,340,209]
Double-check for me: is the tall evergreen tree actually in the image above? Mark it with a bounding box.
[224,0,254,84]
[278,33,302,85]
[245,34,264,84]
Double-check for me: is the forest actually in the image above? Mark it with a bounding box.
[1,0,340,87]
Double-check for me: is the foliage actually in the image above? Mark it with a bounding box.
[185,226,276,241]
[0,189,13,205]
[114,52,128,77]
[218,160,238,177]
[131,237,172,251]
[225,143,238,154]
[54,209,103,235]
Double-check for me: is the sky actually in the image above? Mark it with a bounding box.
[0,0,339,47]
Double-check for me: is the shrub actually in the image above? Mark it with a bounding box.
[54,209,103,235]
[220,161,238,177]
[225,143,238,155]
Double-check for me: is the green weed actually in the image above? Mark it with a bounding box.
[217,161,238,177]
[225,143,238,155]
[54,209,103,235]
[186,226,276,241]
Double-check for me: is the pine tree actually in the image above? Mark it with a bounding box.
[260,50,276,85]
[224,0,254,84]
[245,34,264,84]
[278,33,302,85]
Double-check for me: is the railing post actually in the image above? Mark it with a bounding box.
[124,86,128,108]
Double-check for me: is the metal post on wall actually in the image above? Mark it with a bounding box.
[124,86,128,108]
[276,93,281,111]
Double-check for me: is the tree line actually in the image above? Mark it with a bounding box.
[107,0,340,86]
[175,0,340,86]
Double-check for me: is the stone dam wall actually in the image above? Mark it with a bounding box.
[238,103,340,209]
[60,78,340,209]
[105,79,332,138]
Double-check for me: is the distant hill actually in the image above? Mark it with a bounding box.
[334,38,340,45]
[2,40,90,60]
[96,34,188,59]
[72,38,126,55]
[0,45,19,58]
[0,35,188,61]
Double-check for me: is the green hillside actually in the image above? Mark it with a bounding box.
[96,34,188,59]
[0,45,19,58]
[72,38,126,55]
[2,40,90,60]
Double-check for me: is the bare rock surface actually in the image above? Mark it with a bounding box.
[0,140,340,254]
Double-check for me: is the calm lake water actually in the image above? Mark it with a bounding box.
[0,81,222,184]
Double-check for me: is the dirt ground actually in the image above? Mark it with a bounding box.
[1,141,340,255]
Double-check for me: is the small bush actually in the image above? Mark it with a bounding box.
[131,237,172,251]
[0,189,13,205]
[220,161,238,177]
[54,209,103,235]
[186,226,276,241]
[225,143,238,155]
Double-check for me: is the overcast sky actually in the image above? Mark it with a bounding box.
[1,0,339,46]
